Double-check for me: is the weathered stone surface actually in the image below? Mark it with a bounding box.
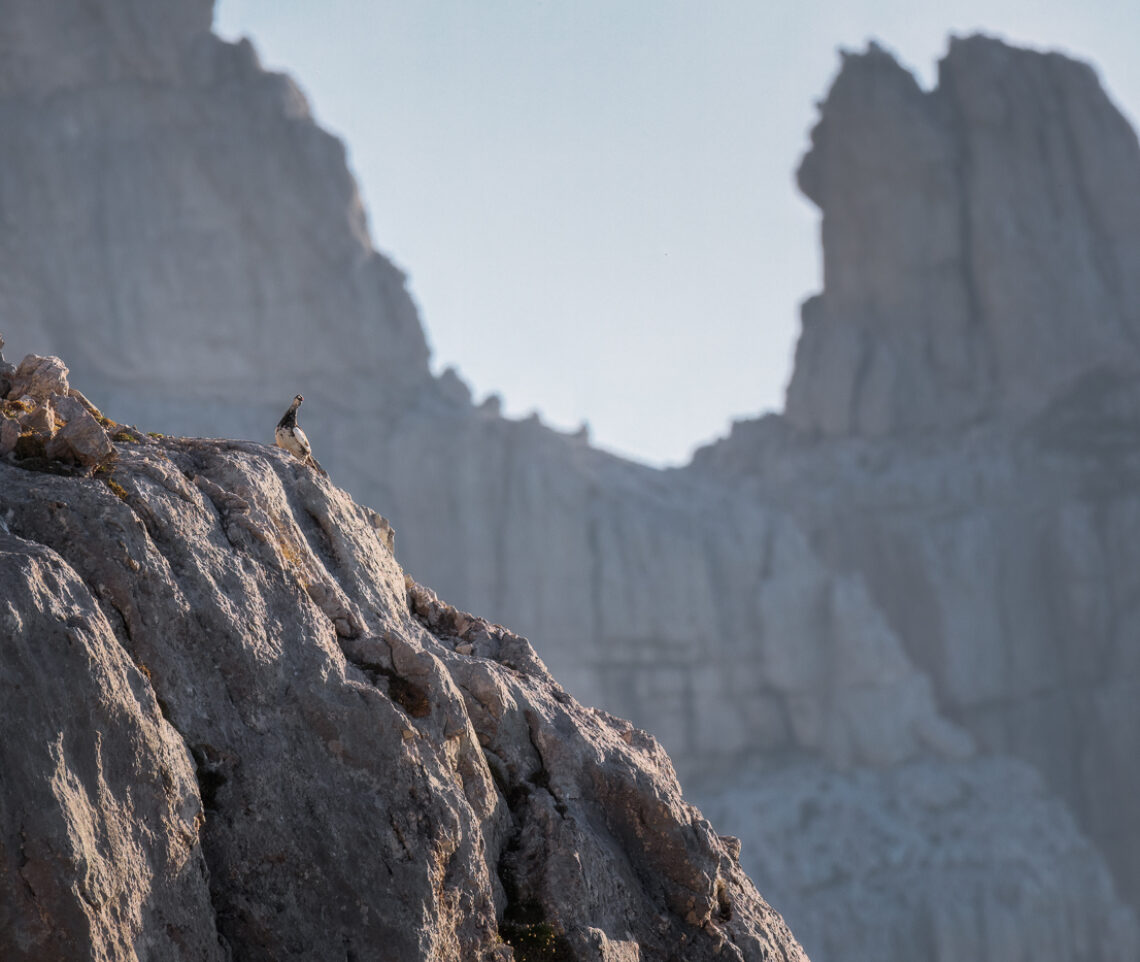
[686,38,1140,957]
[0,333,14,395]
[379,408,972,776]
[9,354,70,400]
[16,396,56,436]
[0,416,20,455]
[0,353,116,470]
[695,408,1140,922]
[0,534,223,962]
[0,6,429,422]
[0,400,808,962]
[0,0,212,97]
[44,400,113,465]
[569,927,643,961]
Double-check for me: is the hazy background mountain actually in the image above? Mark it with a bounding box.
[212,0,1140,466]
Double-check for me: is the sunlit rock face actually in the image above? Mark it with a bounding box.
[2,4,1138,960]
[786,37,1140,437]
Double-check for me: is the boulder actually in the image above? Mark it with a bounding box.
[0,417,21,456]
[8,354,70,401]
[44,402,113,465]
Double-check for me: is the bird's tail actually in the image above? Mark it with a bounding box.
[307,455,328,477]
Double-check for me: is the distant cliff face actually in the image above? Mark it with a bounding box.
[3,4,1139,961]
[0,0,429,434]
[787,36,1140,437]
[0,349,806,962]
[0,0,212,97]
[692,35,1140,957]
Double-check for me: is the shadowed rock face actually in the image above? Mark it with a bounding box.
[0,352,808,962]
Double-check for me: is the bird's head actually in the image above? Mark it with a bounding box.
[293,394,304,406]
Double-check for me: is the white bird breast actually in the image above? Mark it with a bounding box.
[276,425,311,458]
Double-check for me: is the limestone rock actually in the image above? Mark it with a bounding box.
[0,0,212,97]
[43,401,114,465]
[569,927,643,961]
[9,354,69,401]
[0,417,20,456]
[0,394,808,962]
[379,406,970,775]
[0,333,14,394]
[0,5,430,422]
[689,40,1140,938]
[17,396,56,436]
[1,355,115,469]
[0,533,223,961]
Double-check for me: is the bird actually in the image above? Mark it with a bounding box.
[275,394,326,475]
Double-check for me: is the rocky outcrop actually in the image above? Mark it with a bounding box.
[0,350,807,962]
[3,5,1138,960]
[786,37,1140,437]
[1,535,221,962]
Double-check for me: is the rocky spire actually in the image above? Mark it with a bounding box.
[785,36,1140,437]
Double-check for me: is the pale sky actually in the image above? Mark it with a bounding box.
[215,1,1139,466]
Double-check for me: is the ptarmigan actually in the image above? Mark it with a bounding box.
[275,394,326,475]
